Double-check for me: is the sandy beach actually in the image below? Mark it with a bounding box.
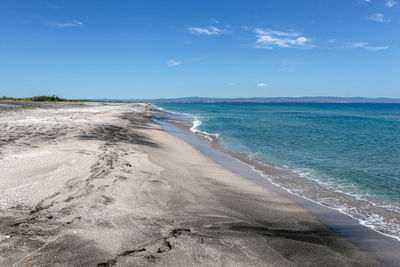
[0,101,385,266]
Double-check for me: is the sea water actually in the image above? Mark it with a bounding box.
[155,102,400,241]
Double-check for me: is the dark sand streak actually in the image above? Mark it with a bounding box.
[0,102,385,266]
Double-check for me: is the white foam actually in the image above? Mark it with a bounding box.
[152,104,400,242]
[190,117,202,133]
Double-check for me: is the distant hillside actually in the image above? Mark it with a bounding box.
[94,96,400,103]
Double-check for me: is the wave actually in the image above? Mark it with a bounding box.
[153,105,220,143]
[189,117,220,142]
[246,153,400,241]
[225,149,400,242]
[153,104,400,241]
[190,117,202,133]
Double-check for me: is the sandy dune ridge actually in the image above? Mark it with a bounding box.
[0,102,380,266]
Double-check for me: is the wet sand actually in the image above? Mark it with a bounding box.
[0,101,383,266]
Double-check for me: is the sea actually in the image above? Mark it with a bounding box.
[154,102,400,241]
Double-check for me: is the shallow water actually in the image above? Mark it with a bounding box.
[155,102,400,241]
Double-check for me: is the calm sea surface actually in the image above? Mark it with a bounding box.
[156,102,400,241]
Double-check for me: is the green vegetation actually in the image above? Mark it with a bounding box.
[0,95,133,103]
[30,95,65,101]
[1,95,86,102]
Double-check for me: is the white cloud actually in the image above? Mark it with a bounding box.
[257,82,268,87]
[47,20,83,27]
[368,13,390,22]
[167,59,181,67]
[258,29,300,37]
[228,82,236,86]
[254,28,312,49]
[188,26,225,36]
[347,42,389,51]
[386,0,396,7]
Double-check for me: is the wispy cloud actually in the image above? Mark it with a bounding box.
[45,2,60,9]
[167,59,181,67]
[228,82,236,86]
[347,42,389,51]
[188,26,226,36]
[254,28,313,49]
[386,0,396,7]
[360,0,396,7]
[211,18,220,24]
[368,13,390,22]
[190,55,208,62]
[47,20,83,27]
[257,82,268,87]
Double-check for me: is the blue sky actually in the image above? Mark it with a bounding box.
[0,0,399,99]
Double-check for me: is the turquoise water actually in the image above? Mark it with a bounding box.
[156,102,400,240]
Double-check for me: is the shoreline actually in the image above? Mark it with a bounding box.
[0,101,397,266]
[152,104,400,242]
[151,112,400,266]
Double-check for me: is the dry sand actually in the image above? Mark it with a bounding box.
[0,101,381,266]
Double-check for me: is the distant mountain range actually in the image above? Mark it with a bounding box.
[94,96,400,103]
